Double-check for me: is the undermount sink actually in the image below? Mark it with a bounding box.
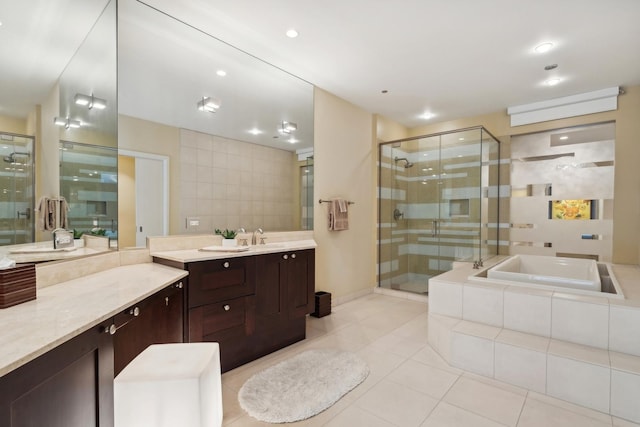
[9,246,78,254]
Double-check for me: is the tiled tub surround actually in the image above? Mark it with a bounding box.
[428,261,640,423]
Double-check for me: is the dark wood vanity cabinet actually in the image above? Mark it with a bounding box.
[0,320,115,427]
[153,249,315,372]
[113,280,185,376]
[253,249,315,356]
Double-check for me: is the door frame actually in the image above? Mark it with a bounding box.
[118,149,169,239]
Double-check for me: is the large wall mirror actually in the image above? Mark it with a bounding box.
[0,0,314,260]
[0,0,117,260]
[117,0,315,248]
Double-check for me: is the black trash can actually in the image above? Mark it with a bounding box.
[311,291,331,318]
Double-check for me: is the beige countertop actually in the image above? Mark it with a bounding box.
[151,239,317,263]
[0,263,187,377]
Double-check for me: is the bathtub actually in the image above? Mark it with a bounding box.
[487,255,601,292]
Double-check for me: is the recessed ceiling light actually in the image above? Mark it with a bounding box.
[288,138,298,144]
[216,70,227,77]
[286,29,298,38]
[534,42,554,53]
[559,136,569,140]
[545,78,561,86]
[420,112,435,120]
[458,137,465,141]
[248,128,262,135]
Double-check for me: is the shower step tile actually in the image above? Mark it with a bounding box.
[503,286,553,338]
[551,295,610,349]
[462,283,506,327]
[610,352,640,424]
[427,313,461,363]
[450,321,501,377]
[494,330,549,394]
[428,279,463,318]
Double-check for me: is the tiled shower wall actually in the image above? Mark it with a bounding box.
[509,122,614,261]
[179,129,295,234]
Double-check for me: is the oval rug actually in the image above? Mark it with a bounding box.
[238,348,369,423]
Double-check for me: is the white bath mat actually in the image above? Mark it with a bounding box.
[238,348,369,423]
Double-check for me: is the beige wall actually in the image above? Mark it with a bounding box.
[117,155,136,248]
[118,114,181,235]
[313,88,376,299]
[0,115,27,135]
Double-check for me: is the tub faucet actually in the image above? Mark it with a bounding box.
[473,258,484,269]
[251,228,263,245]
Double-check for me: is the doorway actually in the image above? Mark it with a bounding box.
[118,150,168,248]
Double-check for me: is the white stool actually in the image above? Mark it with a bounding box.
[114,343,223,427]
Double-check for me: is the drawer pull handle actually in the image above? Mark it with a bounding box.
[175,281,184,289]
[223,261,230,268]
[291,253,296,259]
[223,304,230,311]
[129,306,140,317]
[282,254,288,260]
[104,324,117,335]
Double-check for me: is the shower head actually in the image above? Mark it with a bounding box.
[394,156,414,168]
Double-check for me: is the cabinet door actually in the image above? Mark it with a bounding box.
[255,252,287,324]
[187,257,256,307]
[288,249,315,318]
[113,281,184,376]
[0,321,114,427]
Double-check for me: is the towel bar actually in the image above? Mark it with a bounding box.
[318,199,355,205]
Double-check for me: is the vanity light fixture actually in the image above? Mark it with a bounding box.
[53,117,81,129]
[74,93,107,110]
[281,121,297,134]
[197,96,221,113]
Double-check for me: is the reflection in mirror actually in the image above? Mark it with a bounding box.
[118,0,314,244]
[59,142,118,245]
[0,0,117,263]
[0,134,34,245]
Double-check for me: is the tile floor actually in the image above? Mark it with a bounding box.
[221,293,639,427]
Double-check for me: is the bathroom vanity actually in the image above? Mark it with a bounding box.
[152,240,316,372]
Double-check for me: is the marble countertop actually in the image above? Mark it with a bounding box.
[151,239,317,263]
[0,263,188,377]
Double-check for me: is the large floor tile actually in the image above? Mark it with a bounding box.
[420,402,506,427]
[323,406,396,427]
[411,344,463,375]
[517,396,611,427]
[442,376,525,427]
[355,378,438,427]
[387,359,459,400]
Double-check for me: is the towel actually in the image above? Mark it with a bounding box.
[328,198,349,231]
[35,196,54,231]
[35,196,68,230]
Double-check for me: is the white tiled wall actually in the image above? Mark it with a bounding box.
[551,295,609,349]
[179,129,295,233]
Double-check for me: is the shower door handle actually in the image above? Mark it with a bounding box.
[432,220,437,237]
[17,208,31,220]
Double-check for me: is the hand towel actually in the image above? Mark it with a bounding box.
[35,196,54,231]
[328,198,349,231]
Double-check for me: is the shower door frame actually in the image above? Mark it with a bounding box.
[0,132,35,245]
[377,126,501,293]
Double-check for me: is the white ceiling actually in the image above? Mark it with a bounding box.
[141,0,640,127]
[2,0,640,140]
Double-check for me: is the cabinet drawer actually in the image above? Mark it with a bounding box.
[188,257,256,307]
[188,295,256,341]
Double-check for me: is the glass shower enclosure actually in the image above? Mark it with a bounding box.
[0,133,34,245]
[378,127,500,294]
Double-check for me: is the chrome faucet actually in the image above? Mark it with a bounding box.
[251,228,263,245]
